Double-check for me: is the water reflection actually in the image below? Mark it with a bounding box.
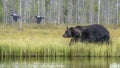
[0,57,120,68]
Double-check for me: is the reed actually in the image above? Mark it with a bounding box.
[0,24,120,57]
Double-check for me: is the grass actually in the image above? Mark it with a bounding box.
[0,23,120,57]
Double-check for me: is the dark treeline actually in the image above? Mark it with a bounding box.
[0,0,120,25]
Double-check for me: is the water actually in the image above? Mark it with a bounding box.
[0,57,120,68]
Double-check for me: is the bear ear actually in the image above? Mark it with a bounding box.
[66,26,69,29]
[70,27,73,30]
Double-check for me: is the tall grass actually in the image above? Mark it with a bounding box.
[0,24,120,57]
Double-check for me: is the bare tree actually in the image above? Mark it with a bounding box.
[117,0,119,24]
[98,0,100,24]
[3,0,7,25]
[38,0,40,15]
[40,0,46,23]
[67,0,73,24]
[19,0,22,28]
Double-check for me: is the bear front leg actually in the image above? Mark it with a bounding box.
[69,38,75,46]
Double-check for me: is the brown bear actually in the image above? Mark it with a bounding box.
[63,24,110,45]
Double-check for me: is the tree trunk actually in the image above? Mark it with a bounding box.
[3,0,8,25]
[19,0,22,29]
[98,0,100,24]
[116,0,119,24]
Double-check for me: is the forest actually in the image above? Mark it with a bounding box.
[0,0,120,25]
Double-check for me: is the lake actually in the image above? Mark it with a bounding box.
[0,57,120,68]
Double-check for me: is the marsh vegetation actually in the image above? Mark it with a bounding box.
[0,24,120,57]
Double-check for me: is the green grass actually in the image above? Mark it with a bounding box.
[0,23,120,57]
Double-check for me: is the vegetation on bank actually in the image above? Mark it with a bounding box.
[0,24,120,57]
